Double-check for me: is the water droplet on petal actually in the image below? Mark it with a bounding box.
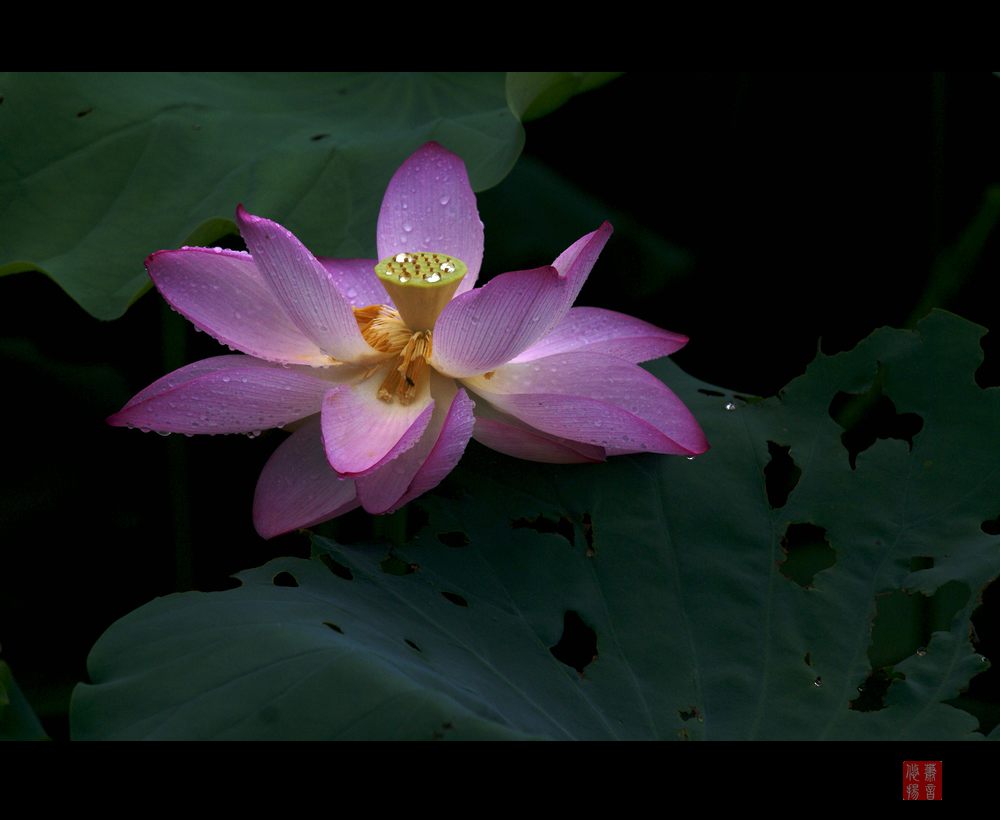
[156,430,171,437]
[813,677,823,687]
[346,286,357,299]
[724,401,737,411]
[439,195,450,206]
[403,222,413,233]
[222,376,231,383]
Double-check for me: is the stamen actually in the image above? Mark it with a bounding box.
[354,304,412,353]
[352,304,434,404]
[378,330,433,405]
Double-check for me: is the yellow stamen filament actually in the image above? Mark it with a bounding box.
[378,331,432,405]
[354,305,413,353]
[353,304,433,405]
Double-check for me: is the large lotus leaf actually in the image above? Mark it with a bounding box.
[71,311,999,739]
[0,72,605,320]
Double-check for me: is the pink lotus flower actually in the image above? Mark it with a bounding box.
[109,143,708,538]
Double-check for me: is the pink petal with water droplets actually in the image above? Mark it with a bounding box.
[464,351,709,456]
[471,401,605,463]
[253,417,359,539]
[356,376,475,514]
[542,223,613,333]
[107,355,344,435]
[376,142,484,292]
[147,247,330,366]
[236,206,374,364]
[512,307,688,364]
[320,371,435,476]
[316,257,391,309]
[431,265,568,378]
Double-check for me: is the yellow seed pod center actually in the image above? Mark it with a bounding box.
[375,252,467,287]
[373,251,468,332]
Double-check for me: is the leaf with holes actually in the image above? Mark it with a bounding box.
[0,72,606,320]
[71,311,999,739]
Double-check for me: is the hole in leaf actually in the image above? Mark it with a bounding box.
[441,591,468,607]
[583,512,596,557]
[319,553,354,581]
[512,514,574,546]
[947,576,1000,735]
[868,582,970,668]
[779,523,836,588]
[764,441,801,509]
[380,555,418,575]
[829,367,924,469]
[311,133,330,141]
[437,531,470,548]
[405,639,421,652]
[550,611,598,675]
[804,652,812,667]
[678,706,702,722]
[849,668,904,712]
[697,389,725,397]
[76,107,93,117]
[982,516,1000,536]
[272,571,298,587]
[323,621,344,634]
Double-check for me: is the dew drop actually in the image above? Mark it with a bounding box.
[184,432,194,438]
[241,377,248,383]
[346,287,357,299]
[425,272,441,283]
[222,376,231,383]
[440,261,456,273]
[403,222,413,233]
[724,401,737,411]
[156,430,171,437]
[234,311,242,320]
[916,646,927,656]
[686,456,696,461]
[398,273,411,283]
[813,676,823,687]
[982,655,989,663]
[439,195,450,206]
[394,253,408,263]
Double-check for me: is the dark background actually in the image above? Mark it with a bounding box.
[3,72,999,739]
